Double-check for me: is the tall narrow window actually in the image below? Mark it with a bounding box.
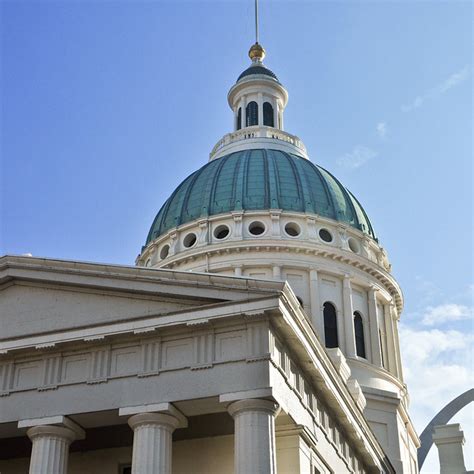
[353,312,366,358]
[246,101,258,126]
[263,102,274,126]
[237,107,242,130]
[323,302,338,348]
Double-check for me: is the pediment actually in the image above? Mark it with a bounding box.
[0,282,210,340]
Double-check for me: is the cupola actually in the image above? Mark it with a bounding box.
[228,42,288,133]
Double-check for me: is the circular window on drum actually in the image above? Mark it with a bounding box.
[248,221,266,236]
[214,225,230,240]
[284,222,301,237]
[160,244,170,260]
[319,228,333,243]
[348,237,360,253]
[183,233,197,248]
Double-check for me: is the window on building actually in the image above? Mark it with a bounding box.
[119,465,131,474]
[263,102,274,126]
[237,107,242,130]
[246,101,258,126]
[353,311,366,358]
[323,302,338,348]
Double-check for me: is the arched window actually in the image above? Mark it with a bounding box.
[263,102,274,127]
[353,312,366,358]
[246,101,258,126]
[323,302,338,348]
[237,107,242,130]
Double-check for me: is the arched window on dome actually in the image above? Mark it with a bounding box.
[237,107,242,130]
[246,101,258,127]
[263,102,274,127]
[323,302,338,348]
[353,312,366,358]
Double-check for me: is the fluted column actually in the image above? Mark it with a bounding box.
[342,275,356,358]
[368,287,383,367]
[27,425,76,474]
[128,413,180,474]
[228,399,280,474]
[309,268,323,338]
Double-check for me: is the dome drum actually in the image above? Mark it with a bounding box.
[140,209,389,272]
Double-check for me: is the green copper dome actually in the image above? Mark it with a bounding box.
[146,149,375,244]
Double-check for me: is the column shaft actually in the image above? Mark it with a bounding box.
[343,276,356,357]
[27,426,76,474]
[228,399,279,474]
[368,288,383,367]
[129,413,179,474]
[309,268,323,338]
[258,92,264,125]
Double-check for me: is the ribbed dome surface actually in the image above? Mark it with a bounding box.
[146,149,375,244]
[237,64,280,83]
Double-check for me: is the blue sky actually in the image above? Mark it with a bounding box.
[1,1,472,471]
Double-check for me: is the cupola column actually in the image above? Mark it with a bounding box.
[258,92,264,126]
[272,98,279,130]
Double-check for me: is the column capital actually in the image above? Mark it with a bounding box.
[228,398,280,418]
[19,415,85,440]
[26,425,77,444]
[128,412,180,433]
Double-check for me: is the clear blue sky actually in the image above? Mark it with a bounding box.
[1,1,472,472]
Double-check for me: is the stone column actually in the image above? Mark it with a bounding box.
[258,92,264,126]
[228,399,280,474]
[342,275,356,358]
[27,425,77,474]
[433,424,467,474]
[128,413,180,474]
[390,304,404,379]
[272,265,281,279]
[273,99,278,129]
[368,287,383,367]
[309,268,323,338]
[383,303,397,376]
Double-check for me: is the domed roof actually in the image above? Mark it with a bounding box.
[146,149,375,244]
[237,64,280,83]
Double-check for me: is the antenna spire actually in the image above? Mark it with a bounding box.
[248,0,265,62]
[255,0,259,44]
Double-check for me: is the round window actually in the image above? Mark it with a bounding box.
[183,233,197,248]
[348,237,360,253]
[319,228,333,243]
[214,225,230,240]
[160,244,170,260]
[285,222,300,237]
[248,221,266,236]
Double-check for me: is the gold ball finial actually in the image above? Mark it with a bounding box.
[249,42,265,62]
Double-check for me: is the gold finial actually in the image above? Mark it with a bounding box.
[249,42,265,62]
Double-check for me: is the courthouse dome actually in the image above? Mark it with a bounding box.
[146,149,375,244]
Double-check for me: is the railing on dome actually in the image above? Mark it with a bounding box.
[209,126,307,160]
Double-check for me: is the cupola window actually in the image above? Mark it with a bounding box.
[323,302,338,348]
[246,101,258,126]
[353,312,366,358]
[237,107,242,130]
[263,102,274,127]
